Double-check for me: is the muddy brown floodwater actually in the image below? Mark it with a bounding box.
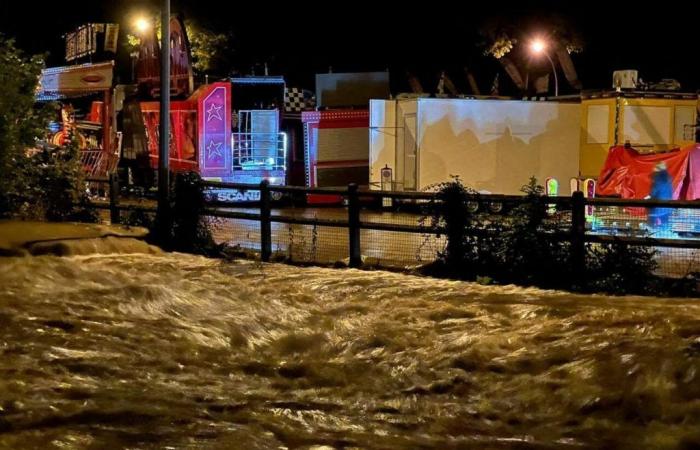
[1,251,700,449]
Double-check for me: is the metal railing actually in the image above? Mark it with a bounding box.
[232,132,286,171]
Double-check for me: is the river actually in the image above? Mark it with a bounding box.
[1,251,700,449]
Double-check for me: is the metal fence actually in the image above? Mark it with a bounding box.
[88,177,700,278]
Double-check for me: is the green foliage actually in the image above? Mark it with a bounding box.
[124,34,141,54]
[587,242,658,295]
[484,35,516,59]
[422,177,661,295]
[123,208,155,230]
[0,36,96,222]
[148,17,232,77]
[480,15,584,58]
[154,171,220,256]
[497,178,572,287]
[421,176,504,280]
[0,36,50,216]
[186,23,230,76]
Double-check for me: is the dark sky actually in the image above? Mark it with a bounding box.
[1,0,697,93]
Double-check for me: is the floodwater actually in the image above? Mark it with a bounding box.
[2,249,700,449]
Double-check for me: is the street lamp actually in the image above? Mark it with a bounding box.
[134,17,151,34]
[130,16,151,82]
[157,0,170,237]
[529,39,559,97]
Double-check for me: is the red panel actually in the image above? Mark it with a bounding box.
[197,82,232,178]
[301,109,369,188]
[302,110,369,128]
[140,100,197,172]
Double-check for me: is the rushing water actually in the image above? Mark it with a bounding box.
[2,250,700,449]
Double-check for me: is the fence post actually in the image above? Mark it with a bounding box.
[109,172,120,225]
[260,180,272,262]
[571,190,586,285]
[348,183,362,268]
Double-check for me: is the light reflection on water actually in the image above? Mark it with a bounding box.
[1,252,700,449]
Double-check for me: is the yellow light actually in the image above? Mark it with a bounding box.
[530,39,546,54]
[134,17,151,34]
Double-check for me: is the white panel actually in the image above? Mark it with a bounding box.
[623,105,672,145]
[416,98,581,195]
[675,106,696,143]
[586,105,610,144]
[395,99,417,190]
[369,100,396,189]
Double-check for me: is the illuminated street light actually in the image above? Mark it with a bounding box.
[130,16,151,82]
[529,38,559,97]
[134,17,151,34]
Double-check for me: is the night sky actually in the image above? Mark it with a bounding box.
[1,0,697,94]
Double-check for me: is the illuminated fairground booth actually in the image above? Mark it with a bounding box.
[36,21,121,179]
[134,15,199,175]
[302,110,370,188]
[579,90,698,177]
[194,76,288,202]
[129,15,288,201]
[227,76,287,186]
[298,72,385,203]
[37,62,119,178]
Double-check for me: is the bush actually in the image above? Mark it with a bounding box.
[586,241,658,295]
[151,171,220,256]
[421,177,495,278]
[422,177,661,295]
[0,36,95,222]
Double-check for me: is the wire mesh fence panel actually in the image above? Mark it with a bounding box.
[95,208,111,224]
[584,203,700,278]
[654,247,700,278]
[85,179,110,200]
[360,228,443,268]
[271,223,348,265]
[358,201,442,268]
[587,204,700,240]
[589,205,658,237]
[210,217,261,253]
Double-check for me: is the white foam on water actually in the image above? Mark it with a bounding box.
[1,253,699,449]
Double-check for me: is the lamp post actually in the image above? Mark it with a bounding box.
[131,17,151,83]
[157,0,170,235]
[530,39,559,97]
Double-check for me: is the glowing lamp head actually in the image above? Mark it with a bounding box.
[134,17,151,34]
[530,39,546,54]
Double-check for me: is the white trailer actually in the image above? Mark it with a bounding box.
[370,98,581,195]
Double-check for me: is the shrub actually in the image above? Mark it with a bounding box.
[422,177,661,295]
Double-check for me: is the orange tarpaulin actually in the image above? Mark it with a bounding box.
[596,144,700,200]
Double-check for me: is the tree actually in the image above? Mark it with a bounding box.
[126,17,233,79]
[0,36,51,217]
[0,36,94,221]
[186,22,231,77]
[480,14,584,94]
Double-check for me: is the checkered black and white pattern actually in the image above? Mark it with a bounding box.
[285,87,315,112]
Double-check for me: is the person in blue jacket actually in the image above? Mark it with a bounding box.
[648,162,673,231]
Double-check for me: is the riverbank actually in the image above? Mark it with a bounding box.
[0,221,158,256]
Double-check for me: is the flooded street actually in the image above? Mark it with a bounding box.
[2,252,700,449]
